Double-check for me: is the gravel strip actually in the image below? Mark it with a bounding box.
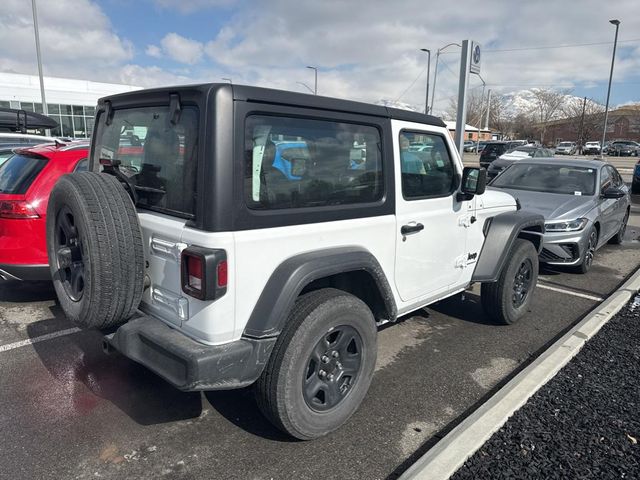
[452,294,640,480]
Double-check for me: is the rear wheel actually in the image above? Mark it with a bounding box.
[609,210,629,245]
[254,288,377,440]
[46,172,145,329]
[481,239,538,325]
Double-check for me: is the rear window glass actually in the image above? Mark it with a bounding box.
[245,115,383,210]
[92,106,199,218]
[483,144,507,154]
[0,154,48,194]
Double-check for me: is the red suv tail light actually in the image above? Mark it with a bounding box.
[181,247,227,301]
[0,200,40,219]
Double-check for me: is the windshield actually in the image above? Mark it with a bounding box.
[92,106,199,218]
[558,142,573,147]
[0,153,48,194]
[491,163,596,196]
[0,150,14,167]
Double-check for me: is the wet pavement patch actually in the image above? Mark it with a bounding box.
[452,294,640,480]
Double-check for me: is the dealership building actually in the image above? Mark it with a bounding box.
[0,72,140,138]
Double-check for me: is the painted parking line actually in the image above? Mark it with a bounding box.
[0,284,603,354]
[0,327,80,353]
[537,283,604,302]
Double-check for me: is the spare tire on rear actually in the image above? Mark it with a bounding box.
[46,172,145,329]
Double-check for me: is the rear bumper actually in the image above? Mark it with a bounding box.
[0,263,50,281]
[104,315,277,391]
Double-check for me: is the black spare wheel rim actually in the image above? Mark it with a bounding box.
[303,325,363,412]
[54,205,85,302]
[512,258,533,308]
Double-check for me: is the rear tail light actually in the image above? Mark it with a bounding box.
[181,247,227,301]
[0,200,40,219]
[216,260,228,288]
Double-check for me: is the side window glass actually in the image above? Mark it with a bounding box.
[600,167,612,191]
[74,158,88,172]
[400,131,455,199]
[245,115,383,209]
[609,166,622,187]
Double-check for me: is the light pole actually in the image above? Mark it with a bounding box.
[420,48,431,114]
[430,42,461,115]
[306,66,317,95]
[31,0,49,134]
[221,77,232,83]
[601,19,620,158]
[297,82,315,94]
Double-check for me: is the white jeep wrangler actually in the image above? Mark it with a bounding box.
[46,84,544,439]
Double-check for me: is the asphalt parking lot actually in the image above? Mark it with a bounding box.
[1,183,639,480]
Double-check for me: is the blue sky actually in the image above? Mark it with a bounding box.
[0,0,639,115]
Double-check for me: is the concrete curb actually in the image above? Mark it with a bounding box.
[399,267,640,480]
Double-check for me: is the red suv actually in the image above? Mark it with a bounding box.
[0,142,89,281]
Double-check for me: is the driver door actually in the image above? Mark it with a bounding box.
[393,124,471,303]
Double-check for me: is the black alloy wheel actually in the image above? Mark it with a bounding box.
[512,258,533,308]
[54,206,85,301]
[584,229,598,270]
[303,326,363,412]
[609,210,629,245]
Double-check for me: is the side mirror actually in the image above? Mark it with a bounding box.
[602,186,625,199]
[457,167,487,201]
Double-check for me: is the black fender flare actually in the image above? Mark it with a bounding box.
[471,210,545,283]
[242,247,397,339]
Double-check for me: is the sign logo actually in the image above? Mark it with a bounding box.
[470,42,481,74]
[473,45,481,64]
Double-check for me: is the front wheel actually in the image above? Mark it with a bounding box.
[575,227,598,274]
[254,288,377,440]
[481,239,539,325]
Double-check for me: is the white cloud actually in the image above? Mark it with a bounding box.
[0,0,133,76]
[202,0,640,111]
[152,0,236,14]
[117,64,195,88]
[146,44,163,58]
[1,0,639,112]
[160,33,204,65]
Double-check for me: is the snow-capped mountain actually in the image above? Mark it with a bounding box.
[376,99,420,112]
[499,89,590,119]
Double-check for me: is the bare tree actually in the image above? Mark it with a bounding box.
[561,97,605,147]
[529,88,572,144]
[446,90,486,127]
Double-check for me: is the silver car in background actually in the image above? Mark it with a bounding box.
[489,158,630,273]
[555,142,577,155]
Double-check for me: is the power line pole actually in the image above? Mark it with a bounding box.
[484,89,492,130]
[578,96,586,154]
[601,19,620,158]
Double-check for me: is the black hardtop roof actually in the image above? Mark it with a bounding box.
[98,83,446,128]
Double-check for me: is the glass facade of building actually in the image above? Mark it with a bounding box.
[0,100,95,138]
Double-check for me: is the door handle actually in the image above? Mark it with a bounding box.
[401,223,424,235]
